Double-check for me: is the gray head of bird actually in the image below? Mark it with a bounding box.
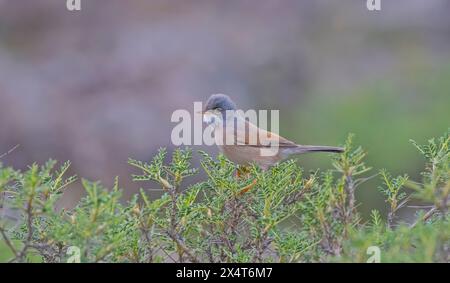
[201,94,237,126]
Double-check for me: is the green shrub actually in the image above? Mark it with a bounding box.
[0,130,448,262]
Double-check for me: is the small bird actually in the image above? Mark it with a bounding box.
[201,94,344,171]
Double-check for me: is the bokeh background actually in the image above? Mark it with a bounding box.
[0,0,449,219]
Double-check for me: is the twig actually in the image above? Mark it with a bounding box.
[15,196,35,262]
[167,231,200,263]
[140,223,155,263]
[165,180,200,263]
[157,245,177,263]
[0,226,18,257]
[0,144,20,159]
[407,205,434,209]
[354,173,379,188]
[388,195,411,228]
[252,230,271,263]
[410,207,437,228]
[344,174,355,222]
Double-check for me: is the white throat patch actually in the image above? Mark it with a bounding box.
[203,111,222,126]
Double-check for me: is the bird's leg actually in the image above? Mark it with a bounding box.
[236,165,252,179]
[236,167,242,179]
[236,166,245,179]
[237,179,257,196]
[236,165,257,195]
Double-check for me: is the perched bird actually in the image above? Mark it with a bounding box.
[201,94,344,171]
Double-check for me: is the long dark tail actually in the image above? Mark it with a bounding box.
[290,145,345,154]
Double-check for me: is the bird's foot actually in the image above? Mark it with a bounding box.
[236,166,257,195]
[236,166,251,179]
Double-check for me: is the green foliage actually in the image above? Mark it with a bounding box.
[378,170,409,227]
[338,130,450,262]
[0,131,449,262]
[409,130,449,211]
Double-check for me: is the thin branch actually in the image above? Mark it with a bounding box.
[407,205,435,209]
[157,245,177,263]
[410,207,437,228]
[344,174,356,222]
[0,226,18,257]
[0,144,20,159]
[354,173,379,188]
[15,197,35,262]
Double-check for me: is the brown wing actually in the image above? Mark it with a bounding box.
[224,119,298,148]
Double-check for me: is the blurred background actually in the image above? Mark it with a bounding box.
[0,0,449,219]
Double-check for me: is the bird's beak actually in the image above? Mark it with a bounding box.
[196,110,206,115]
